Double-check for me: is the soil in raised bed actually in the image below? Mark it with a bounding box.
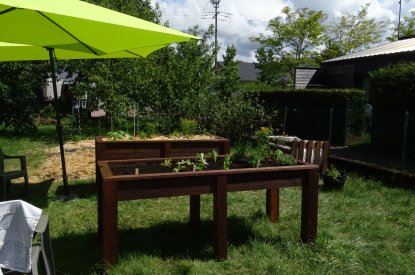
[109,158,287,176]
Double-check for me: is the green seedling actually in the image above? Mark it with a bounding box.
[223,154,232,170]
[210,150,218,162]
[160,159,172,168]
[173,159,194,172]
[195,153,208,171]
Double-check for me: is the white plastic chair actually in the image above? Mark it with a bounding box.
[0,201,55,275]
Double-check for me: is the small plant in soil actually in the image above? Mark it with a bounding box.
[106,130,131,140]
[195,153,208,171]
[160,159,172,168]
[242,127,296,168]
[274,149,296,166]
[326,165,341,179]
[223,154,232,170]
[173,159,194,172]
[323,164,346,190]
[180,118,198,136]
[210,150,218,162]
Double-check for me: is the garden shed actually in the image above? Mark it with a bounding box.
[321,36,415,90]
[294,36,415,90]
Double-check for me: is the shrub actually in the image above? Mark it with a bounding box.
[209,94,270,142]
[180,118,198,136]
[369,62,415,158]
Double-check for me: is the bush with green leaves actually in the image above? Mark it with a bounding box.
[180,118,198,136]
[207,93,270,142]
[370,62,415,158]
[0,62,49,134]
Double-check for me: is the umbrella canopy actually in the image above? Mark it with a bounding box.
[0,41,168,61]
[0,0,197,54]
[0,0,199,199]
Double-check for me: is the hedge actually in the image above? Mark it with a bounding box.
[251,89,367,145]
[370,62,415,159]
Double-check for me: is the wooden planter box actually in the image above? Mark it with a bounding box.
[95,136,231,162]
[95,135,231,258]
[97,157,319,265]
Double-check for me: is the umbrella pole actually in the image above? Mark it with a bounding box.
[48,48,70,198]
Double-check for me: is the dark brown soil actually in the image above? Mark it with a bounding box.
[109,159,284,175]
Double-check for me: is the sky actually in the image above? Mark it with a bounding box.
[150,0,415,62]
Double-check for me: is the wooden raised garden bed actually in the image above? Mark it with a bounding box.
[97,156,319,265]
[95,136,231,242]
[95,135,231,161]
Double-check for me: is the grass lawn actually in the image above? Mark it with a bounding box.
[1,128,414,274]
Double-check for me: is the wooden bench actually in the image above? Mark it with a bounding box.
[277,140,329,174]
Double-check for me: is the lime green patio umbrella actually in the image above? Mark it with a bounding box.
[0,41,169,61]
[0,0,198,199]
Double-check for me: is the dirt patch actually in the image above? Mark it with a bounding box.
[31,140,95,182]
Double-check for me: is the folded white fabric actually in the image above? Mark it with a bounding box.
[0,200,42,273]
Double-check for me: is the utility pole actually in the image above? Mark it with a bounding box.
[211,0,220,67]
[398,0,402,39]
[203,0,232,68]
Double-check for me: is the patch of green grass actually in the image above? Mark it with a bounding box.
[26,174,414,275]
[2,130,415,274]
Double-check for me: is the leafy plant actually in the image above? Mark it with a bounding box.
[180,118,198,136]
[223,154,232,170]
[249,156,261,168]
[210,150,218,162]
[143,122,157,137]
[173,159,194,172]
[246,127,274,167]
[326,164,343,180]
[160,159,172,168]
[107,130,130,140]
[231,144,248,162]
[274,149,296,166]
[195,153,208,171]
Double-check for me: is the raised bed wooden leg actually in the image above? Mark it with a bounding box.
[266,188,279,222]
[301,169,319,242]
[97,168,103,241]
[102,180,118,266]
[190,194,201,229]
[213,175,227,260]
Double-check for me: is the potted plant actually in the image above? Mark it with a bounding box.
[322,164,346,190]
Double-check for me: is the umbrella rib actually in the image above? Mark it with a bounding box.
[0,7,16,15]
[125,50,143,57]
[36,11,99,55]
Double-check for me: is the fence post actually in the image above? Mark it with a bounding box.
[283,106,288,133]
[344,102,348,145]
[328,107,333,144]
[400,110,409,171]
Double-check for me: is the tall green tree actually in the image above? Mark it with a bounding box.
[387,10,415,41]
[325,3,385,57]
[66,0,164,129]
[214,45,240,97]
[251,6,327,83]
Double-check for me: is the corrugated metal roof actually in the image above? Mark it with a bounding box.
[322,38,415,63]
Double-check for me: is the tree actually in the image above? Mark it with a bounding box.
[214,45,240,97]
[251,6,327,83]
[66,0,164,130]
[326,3,385,56]
[387,10,415,41]
[0,62,49,133]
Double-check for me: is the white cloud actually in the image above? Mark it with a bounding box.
[151,0,415,62]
